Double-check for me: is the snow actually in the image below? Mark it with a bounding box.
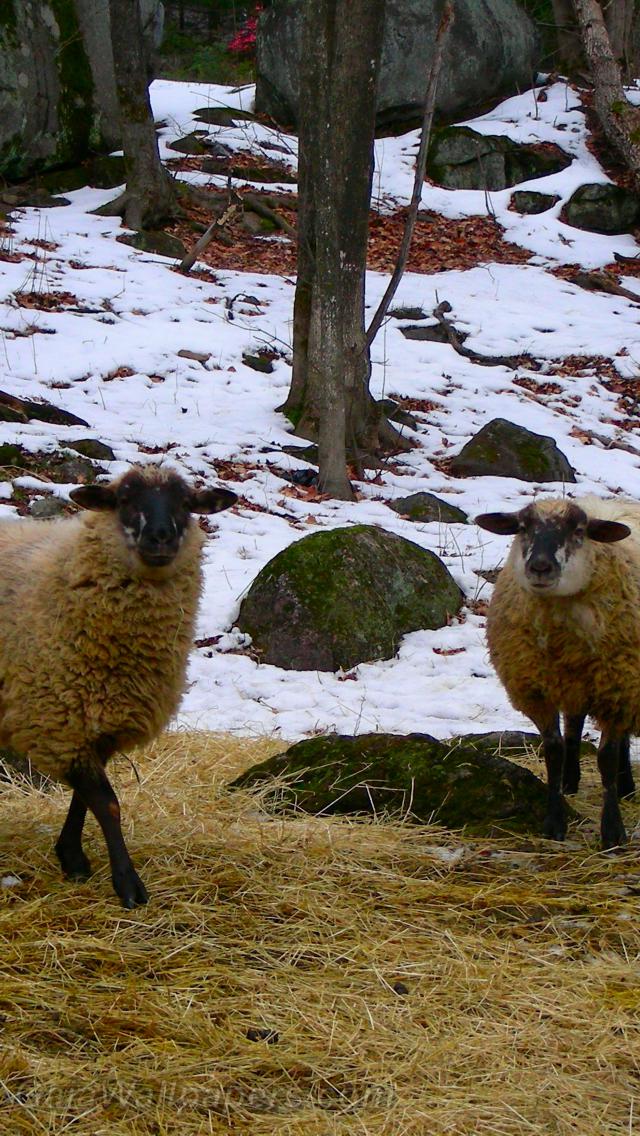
[2,78,640,746]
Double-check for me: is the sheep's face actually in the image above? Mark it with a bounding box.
[476,501,631,597]
[71,469,237,570]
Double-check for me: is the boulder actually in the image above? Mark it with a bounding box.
[256,0,540,131]
[117,230,186,259]
[0,0,163,181]
[236,524,463,671]
[511,189,560,214]
[449,419,576,483]
[389,492,468,524]
[562,183,640,235]
[231,730,579,836]
[428,128,571,191]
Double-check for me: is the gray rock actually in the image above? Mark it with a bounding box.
[428,127,571,191]
[449,418,576,483]
[390,492,468,524]
[511,189,560,214]
[0,0,163,180]
[401,323,461,344]
[231,730,578,836]
[236,524,463,671]
[243,352,275,373]
[256,0,540,130]
[377,398,417,429]
[166,132,209,155]
[67,439,116,461]
[389,306,428,321]
[117,230,186,259]
[29,495,66,518]
[563,183,640,235]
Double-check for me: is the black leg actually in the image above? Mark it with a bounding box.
[540,716,566,841]
[563,712,585,795]
[617,735,636,800]
[55,790,91,880]
[68,762,148,908]
[598,731,627,849]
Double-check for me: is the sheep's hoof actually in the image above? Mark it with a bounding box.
[601,824,627,851]
[562,776,580,795]
[55,845,92,882]
[112,867,149,909]
[542,815,566,841]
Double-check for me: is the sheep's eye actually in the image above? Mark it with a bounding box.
[574,525,586,538]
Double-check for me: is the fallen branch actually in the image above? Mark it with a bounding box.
[432,300,525,369]
[178,203,238,274]
[243,192,296,238]
[366,0,454,348]
[568,270,640,304]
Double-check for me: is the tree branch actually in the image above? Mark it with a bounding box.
[365,0,454,349]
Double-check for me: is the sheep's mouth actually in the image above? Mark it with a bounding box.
[138,549,177,567]
[525,576,559,593]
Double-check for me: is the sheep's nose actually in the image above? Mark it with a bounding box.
[528,556,554,577]
[148,524,171,545]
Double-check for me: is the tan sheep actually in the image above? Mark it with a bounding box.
[476,495,639,849]
[0,464,236,907]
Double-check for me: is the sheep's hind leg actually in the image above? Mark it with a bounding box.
[562,712,584,795]
[55,791,91,881]
[617,735,635,800]
[598,731,627,850]
[68,761,148,908]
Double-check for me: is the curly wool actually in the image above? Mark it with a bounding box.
[0,478,205,782]
[486,497,640,732]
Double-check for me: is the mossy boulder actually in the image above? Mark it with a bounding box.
[231,730,578,836]
[236,525,464,671]
[0,445,101,483]
[389,492,468,524]
[511,189,560,214]
[428,128,571,191]
[449,419,576,483]
[562,183,640,235]
[117,231,186,259]
[66,438,116,461]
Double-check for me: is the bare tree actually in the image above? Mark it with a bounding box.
[551,0,636,76]
[100,0,177,230]
[574,0,640,189]
[280,0,406,499]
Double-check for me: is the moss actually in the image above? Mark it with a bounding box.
[0,0,18,38]
[232,731,579,836]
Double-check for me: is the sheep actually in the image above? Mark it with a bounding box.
[475,495,640,849]
[0,464,236,907]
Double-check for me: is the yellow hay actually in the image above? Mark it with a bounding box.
[0,731,639,1135]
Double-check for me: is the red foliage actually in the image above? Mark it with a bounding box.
[228,5,262,57]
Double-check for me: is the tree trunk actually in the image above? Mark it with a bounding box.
[103,0,177,230]
[552,0,586,72]
[281,0,407,499]
[574,0,640,189]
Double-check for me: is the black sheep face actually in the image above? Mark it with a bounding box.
[70,468,237,568]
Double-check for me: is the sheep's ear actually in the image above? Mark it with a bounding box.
[188,487,237,515]
[586,519,631,543]
[69,485,118,511]
[475,512,520,535]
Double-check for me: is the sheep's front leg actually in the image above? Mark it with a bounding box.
[68,762,148,908]
[534,712,566,841]
[55,791,91,880]
[598,731,627,850]
[562,712,585,795]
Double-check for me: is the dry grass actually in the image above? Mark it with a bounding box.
[1,732,639,1135]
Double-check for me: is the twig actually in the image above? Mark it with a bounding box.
[365,0,454,349]
[178,203,238,274]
